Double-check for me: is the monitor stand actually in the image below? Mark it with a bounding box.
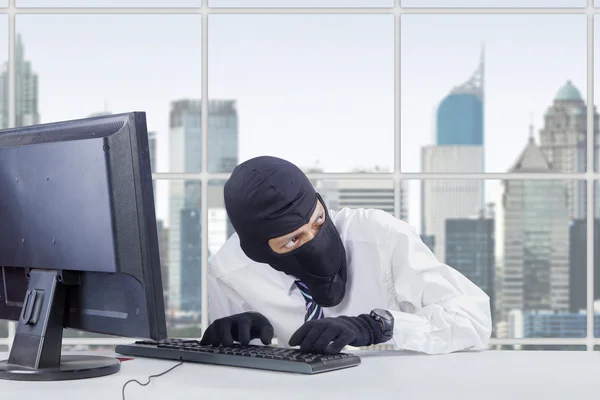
[0,269,121,381]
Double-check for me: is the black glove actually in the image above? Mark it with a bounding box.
[200,312,274,347]
[289,315,389,354]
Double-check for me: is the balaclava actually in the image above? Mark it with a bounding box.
[224,156,347,307]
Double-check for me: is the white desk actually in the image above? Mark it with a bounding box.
[0,350,598,399]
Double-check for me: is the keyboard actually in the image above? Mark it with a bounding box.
[115,338,361,374]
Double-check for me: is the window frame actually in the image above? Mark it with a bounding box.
[0,0,597,351]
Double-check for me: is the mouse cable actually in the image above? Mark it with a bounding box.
[121,360,184,400]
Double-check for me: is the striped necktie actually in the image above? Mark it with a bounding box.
[295,280,324,322]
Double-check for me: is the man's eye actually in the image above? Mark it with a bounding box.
[284,236,298,249]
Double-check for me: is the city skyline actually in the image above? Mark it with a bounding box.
[1,15,598,235]
[1,11,600,339]
[0,16,597,236]
[401,14,587,174]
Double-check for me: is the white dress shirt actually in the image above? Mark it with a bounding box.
[207,207,492,355]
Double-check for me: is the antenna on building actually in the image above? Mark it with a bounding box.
[480,41,485,101]
[104,99,109,114]
[529,112,535,142]
[449,42,485,100]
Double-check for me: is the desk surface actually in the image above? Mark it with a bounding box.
[0,350,598,399]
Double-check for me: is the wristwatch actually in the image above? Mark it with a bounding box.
[370,309,394,341]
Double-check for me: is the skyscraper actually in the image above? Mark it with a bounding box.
[148,131,157,173]
[206,100,239,242]
[436,47,484,147]
[168,99,238,312]
[157,219,170,310]
[208,100,238,173]
[420,235,436,253]
[421,146,484,262]
[509,310,600,338]
[422,46,485,263]
[147,130,158,203]
[316,179,408,221]
[495,134,570,335]
[539,81,600,219]
[0,34,39,129]
[569,219,600,313]
[180,207,201,313]
[446,217,495,317]
[169,100,201,313]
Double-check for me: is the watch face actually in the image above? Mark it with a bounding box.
[373,309,392,321]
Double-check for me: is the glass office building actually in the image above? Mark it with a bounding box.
[509,311,600,338]
[436,93,483,146]
[496,137,570,336]
[169,100,238,313]
[435,47,484,147]
[446,218,495,317]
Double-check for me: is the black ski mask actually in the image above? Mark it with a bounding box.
[224,156,347,307]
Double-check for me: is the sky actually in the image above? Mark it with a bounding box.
[0,12,597,233]
[401,14,586,174]
[0,17,4,56]
[401,14,588,229]
[208,14,394,172]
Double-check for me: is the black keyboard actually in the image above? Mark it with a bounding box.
[115,338,361,374]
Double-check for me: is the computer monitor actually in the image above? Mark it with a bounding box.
[0,112,167,381]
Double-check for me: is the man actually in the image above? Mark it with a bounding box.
[201,156,492,355]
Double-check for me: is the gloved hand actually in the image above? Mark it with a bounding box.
[200,312,274,347]
[289,315,389,354]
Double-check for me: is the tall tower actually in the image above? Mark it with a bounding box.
[169,100,202,313]
[495,132,570,337]
[538,80,599,219]
[422,45,485,262]
[0,34,40,129]
[436,43,484,147]
[445,216,495,319]
[168,99,238,312]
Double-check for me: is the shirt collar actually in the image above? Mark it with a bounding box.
[286,277,298,296]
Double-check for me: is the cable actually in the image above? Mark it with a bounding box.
[121,360,184,400]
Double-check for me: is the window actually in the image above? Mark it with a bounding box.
[402,14,586,173]
[0,0,597,353]
[208,14,393,173]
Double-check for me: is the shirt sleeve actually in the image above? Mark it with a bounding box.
[385,218,492,354]
[207,259,250,324]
